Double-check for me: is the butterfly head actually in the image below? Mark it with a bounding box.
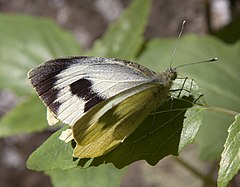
[166,68,177,81]
[153,68,177,87]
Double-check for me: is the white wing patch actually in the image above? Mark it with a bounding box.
[28,56,157,126]
[47,109,59,126]
[59,128,73,143]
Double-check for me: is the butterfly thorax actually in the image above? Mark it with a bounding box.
[153,68,177,88]
[146,68,177,108]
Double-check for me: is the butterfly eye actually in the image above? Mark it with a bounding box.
[172,70,177,80]
[167,68,177,80]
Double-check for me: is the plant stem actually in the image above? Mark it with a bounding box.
[174,157,216,186]
[200,105,239,116]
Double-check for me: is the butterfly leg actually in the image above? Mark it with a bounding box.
[193,94,204,104]
[142,108,157,146]
[169,77,191,97]
[177,77,188,98]
[169,95,175,122]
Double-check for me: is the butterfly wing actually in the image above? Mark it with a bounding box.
[28,56,156,126]
[72,82,171,158]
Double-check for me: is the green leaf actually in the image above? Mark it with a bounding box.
[0,96,47,137]
[218,114,240,187]
[27,127,79,171]
[87,0,151,59]
[0,14,81,95]
[179,106,205,151]
[86,78,203,168]
[138,35,240,160]
[46,164,127,187]
[88,98,199,168]
[0,14,81,136]
[27,77,204,170]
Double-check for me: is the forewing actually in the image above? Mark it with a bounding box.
[28,56,156,126]
[72,83,162,158]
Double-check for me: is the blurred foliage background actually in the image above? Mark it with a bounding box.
[0,0,239,187]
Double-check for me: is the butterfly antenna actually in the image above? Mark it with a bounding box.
[175,57,218,69]
[169,20,186,69]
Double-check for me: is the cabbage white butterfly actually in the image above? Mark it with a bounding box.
[28,55,217,158]
[27,21,217,158]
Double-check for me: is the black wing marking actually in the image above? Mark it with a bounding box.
[28,56,156,125]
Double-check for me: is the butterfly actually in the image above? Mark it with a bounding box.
[28,56,184,158]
